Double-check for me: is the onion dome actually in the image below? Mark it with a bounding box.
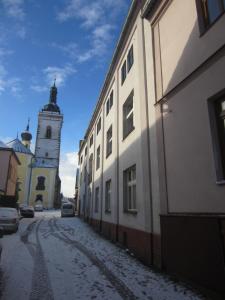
[21,119,32,142]
[42,80,60,113]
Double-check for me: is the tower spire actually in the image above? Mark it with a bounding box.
[26,118,30,131]
[49,79,57,104]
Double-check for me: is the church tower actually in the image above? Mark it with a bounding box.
[35,81,63,168]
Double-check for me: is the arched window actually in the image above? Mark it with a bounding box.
[45,126,52,139]
[35,194,43,202]
[36,176,45,190]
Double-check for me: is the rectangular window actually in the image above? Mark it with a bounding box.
[95,187,99,213]
[85,146,87,156]
[106,90,114,116]
[89,135,93,147]
[96,146,100,170]
[109,90,113,109]
[97,117,101,134]
[123,90,134,139]
[106,125,112,158]
[80,155,83,165]
[197,0,225,31]
[127,45,134,72]
[210,95,225,181]
[105,180,111,212]
[123,165,137,212]
[121,61,127,85]
[106,99,110,115]
[88,154,93,183]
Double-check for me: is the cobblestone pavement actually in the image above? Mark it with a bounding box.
[0,210,207,300]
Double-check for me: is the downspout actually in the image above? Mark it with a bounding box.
[116,69,120,242]
[100,109,105,232]
[91,128,97,224]
[141,15,154,265]
[5,152,13,195]
[27,156,34,205]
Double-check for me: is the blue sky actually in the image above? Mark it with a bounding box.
[0,0,131,196]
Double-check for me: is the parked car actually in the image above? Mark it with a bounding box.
[34,204,43,212]
[0,227,4,261]
[0,207,19,233]
[61,203,75,217]
[20,206,34,218]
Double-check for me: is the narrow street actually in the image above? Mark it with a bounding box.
[0,211,204,300]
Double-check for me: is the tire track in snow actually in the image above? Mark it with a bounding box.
[49,217,137,300]
[29,219,54,300]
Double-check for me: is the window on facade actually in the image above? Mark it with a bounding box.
[35,194,43,202]
[123,90,134,139]
[88,154,93,184]
[105,180,111,212]
[106,125,112,158]
[95,187,99,212]
[36,176,45,190]
[90,134,93,147]
[127,45,134,72]
[45,126,52,139]
[121,61,127,85]
[123,165,137,212]
[85,147,87,156]
[106,90,114,115]
[80,155,83,165]
[212,96,225,180]
[97,117,101,135]
[198,0,225,30]
[96,146,100,170]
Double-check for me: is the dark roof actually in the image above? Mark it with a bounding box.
[42,103,60,113]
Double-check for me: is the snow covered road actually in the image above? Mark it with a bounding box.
[0,211,206,300]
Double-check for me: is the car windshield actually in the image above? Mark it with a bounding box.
[62,204,73,209]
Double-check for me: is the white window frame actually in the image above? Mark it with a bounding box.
[123,165,137,212]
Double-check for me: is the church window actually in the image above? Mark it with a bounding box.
[35,194,43,202]
[36,176,45,190]
[46,126,52,139]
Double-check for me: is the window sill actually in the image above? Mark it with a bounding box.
[124,209,138,215]
[216,180,225,186]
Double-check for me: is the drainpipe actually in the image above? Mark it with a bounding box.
[100,109,105,232]
[116,69,120,242]
[27,156,34,206]
[141,15,154,265]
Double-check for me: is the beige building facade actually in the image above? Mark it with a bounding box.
[77,0,225,295]
[0,141,20,197]
[78,0,160,267]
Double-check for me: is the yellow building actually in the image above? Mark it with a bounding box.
[7,137,33,205]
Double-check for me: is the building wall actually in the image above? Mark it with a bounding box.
[0,150,10,194]
[151,0,225,213]
[153,0,225,99]
[29,167,56,208]
[6,153,19,196]
[78,2,160,266]
[143,0,225,293]
[16,152,33,205]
